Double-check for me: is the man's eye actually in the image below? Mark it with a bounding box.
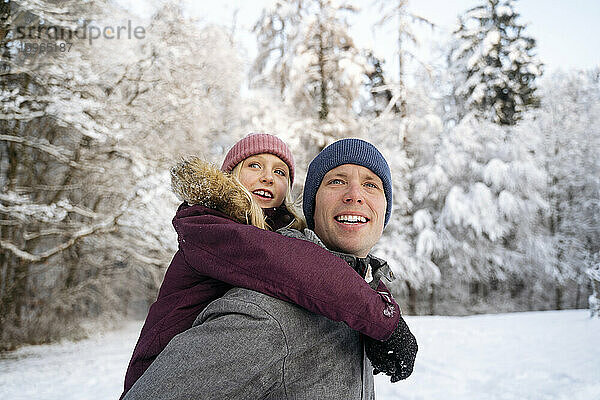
[274,169,286,176]
[329,179,345,185]
[364,182,379,189]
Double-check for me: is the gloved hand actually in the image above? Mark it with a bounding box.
[364,316,418,382]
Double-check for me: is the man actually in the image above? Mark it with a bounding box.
[124,138,417,399]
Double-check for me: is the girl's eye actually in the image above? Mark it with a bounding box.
[248,162,261,169]
[274,169,286,176]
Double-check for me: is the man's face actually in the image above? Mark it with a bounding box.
[313,164,387,258]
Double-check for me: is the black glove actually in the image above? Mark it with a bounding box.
[364,316,418,382]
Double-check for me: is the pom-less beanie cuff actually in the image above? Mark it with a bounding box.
[221,133,295,184]
[302,138,392,229]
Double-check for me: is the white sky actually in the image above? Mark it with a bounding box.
[120,0,600,76]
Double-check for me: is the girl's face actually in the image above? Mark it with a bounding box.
[237,153,289,209]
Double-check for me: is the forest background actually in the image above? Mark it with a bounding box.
[1,0,599,351]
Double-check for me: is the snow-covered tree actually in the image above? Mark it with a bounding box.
[450,0,542,125]
[0,0,244,349]
[406,114,551,310]
[372,0,434,117]
[360,65,449,313]
[253,0,370,140]
[0,0,128,349]
[109,3,243,161]
[252,0,303,97]
[518,70,600,308]
[588,257,600,318]
[362,50,401,117]
[368,112,441,314]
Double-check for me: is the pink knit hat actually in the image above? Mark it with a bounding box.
[221,133,295,184]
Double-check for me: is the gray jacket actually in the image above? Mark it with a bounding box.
[124,229,394,400]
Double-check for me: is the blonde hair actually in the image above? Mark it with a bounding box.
[231,160,306,231]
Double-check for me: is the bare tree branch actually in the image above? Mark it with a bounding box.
[0,112,46,120]
[0,214,118,262]
[23,228,69,240]
[0,134,103,171]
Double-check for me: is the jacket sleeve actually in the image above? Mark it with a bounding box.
[123,294,287,400]
[175,213,400,341]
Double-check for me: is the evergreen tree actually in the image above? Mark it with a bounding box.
[363,50,400,116]
[253,0,369,134]
[373,0,434,117]
[451,0,542,125]
[368,112,441,314]
[409,116,550,309]
[518,70,600,309]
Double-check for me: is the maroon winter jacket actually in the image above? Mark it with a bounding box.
[121,203,400,397]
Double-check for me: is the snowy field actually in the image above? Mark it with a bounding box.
[0,310,598,400]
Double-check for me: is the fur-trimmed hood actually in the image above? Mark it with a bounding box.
[171,156,254,225]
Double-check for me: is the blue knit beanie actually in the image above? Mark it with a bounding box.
[303,138,393,230]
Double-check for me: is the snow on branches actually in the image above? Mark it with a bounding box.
[450,0,542,125]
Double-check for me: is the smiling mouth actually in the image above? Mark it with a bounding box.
[334,214,369,224]
[252,189,273,199]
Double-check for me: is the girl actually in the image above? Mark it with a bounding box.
[121,133,399,397]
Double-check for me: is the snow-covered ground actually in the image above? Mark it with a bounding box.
[0,310,598,400]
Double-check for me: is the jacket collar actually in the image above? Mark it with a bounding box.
[278,228,395,288]
[263,205,295,231]
[329,250,395,289]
